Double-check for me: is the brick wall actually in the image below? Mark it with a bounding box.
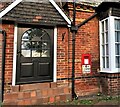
[0,23,14,94]
[0,31,3,101]
[0,23,71,105]
[66,3,100,96]
[100,73,120,96]
[3,82,71,105]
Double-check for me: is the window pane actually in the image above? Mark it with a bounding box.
[22,50,31,57]
[105,20,108,30]
[102,45,105,55]
[32,50,40,57]
[102,33,104,44]
[41,50,50,57]
[102,57,105,68]
[115,44,120,55]
[106,57,109,68]
[115,32,120,42]
[106,44,109,55]
[102,22,104,32]
[115,19,120,30]
[21,41,31,49]
[106,32,108,43]
[116,56,120,68]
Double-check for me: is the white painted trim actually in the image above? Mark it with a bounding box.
[0,0,22,18]
[100,70,120,73]
[53,27,57,82]
[49,0,71,26]
[12,24,17,86]
[100,16,120,73]
[109,16,116,71]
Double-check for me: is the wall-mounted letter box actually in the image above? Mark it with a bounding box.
[81,54,91,74]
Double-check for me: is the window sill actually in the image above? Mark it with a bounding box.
[99,70,120,73]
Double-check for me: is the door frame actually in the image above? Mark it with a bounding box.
[12,23,57,86]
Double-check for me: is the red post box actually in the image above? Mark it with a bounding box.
[81,54,91,74]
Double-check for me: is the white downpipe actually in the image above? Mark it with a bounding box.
[0,0,22,18]
[49,0,71,26]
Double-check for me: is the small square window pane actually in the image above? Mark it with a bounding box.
[102,33,104,44]
[102,22,104,32]
[102,45,105,55]
[41,50,50,57]
[106,44,109,55]
[115,44,120,55]
[116,56,120,68]
[115,32,120,42]
[106,57,109,68]
[32,50,40,57]
[22,50,31,57]
[115,19,120,30]
[102,57,105,68]
[105,20,108,31]
[106,32,108,43]
[21,41,31,49]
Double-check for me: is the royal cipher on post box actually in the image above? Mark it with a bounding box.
[81,54,91,74]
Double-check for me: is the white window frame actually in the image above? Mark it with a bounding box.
[12,25,57,86]
[100,16,120,73]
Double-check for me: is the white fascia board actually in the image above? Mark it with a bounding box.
[0,0,22,18]
[49,0,71,26]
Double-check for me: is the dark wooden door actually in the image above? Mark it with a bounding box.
[16,27,54,84]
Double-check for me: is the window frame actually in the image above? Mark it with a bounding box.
[100,16,120,73]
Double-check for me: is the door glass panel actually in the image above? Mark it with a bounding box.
[22,50,31,57]
[21,28,51,58]
[42,49,50,57]
[32,50,40,57]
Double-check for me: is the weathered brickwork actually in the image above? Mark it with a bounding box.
[66,3,100,96]
[3,82,71,105]
[0,32,3,101]
[100,73,120,96]
[0,23,14,94]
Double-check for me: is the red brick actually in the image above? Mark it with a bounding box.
[47,89,53,96]
[12,85,19,92]
[64,87,70,94]
[42,97,49,104]
[55,96,60,102]
[17,100,25,105]
[50,82,57,88]
[4,93,18,101]
[24,99,32,105]
[18,92,24,99]
[31,91,36,98]
[41,90,47,97]
[23,92,31,99]
[59,94,66,101]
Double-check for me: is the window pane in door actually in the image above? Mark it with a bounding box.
[21,50,31,57]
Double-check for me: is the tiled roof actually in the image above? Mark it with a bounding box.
[0,1,68,26]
